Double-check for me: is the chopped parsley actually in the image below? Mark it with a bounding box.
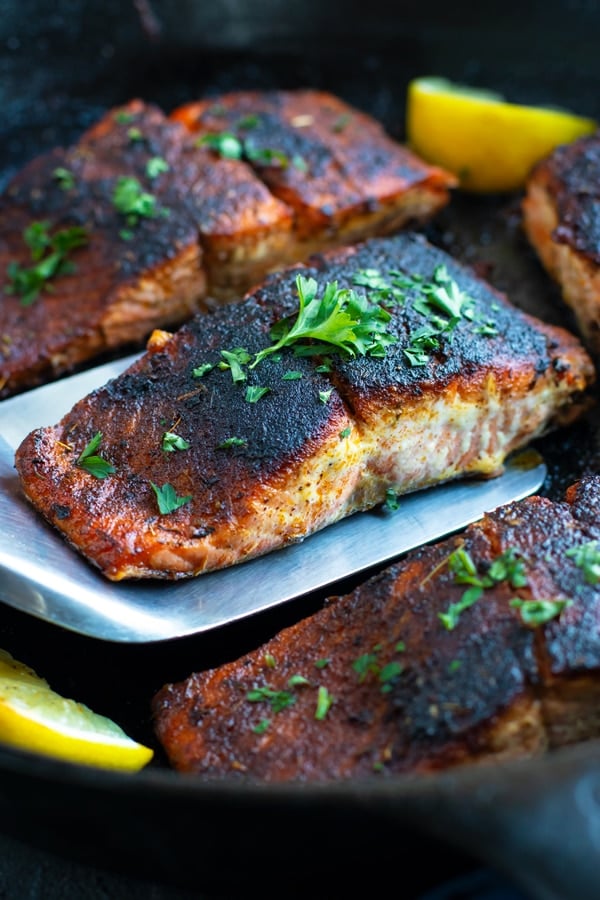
[339,426,351,439]
[246,684,296,713]
[314,658,330,669]
[150,482,192,515]
[192,362,214,379]
[382,488,401,512]
[252,718,271,734]
[76,432,115,479]
[6,221,88,306]
[197,131,297,169]
[146,156,170,179]
[127,126,144,142]
[245,385,270,403]
[439,545,528,630]
[250,274,396,368]
[218,348,250,383]
[161,431,190,452]
[318,388,332,404]
[114,110,135,124]
[510,597,573,626]
[282,370,303,381]
[217,436,247,449]
[352,642,404,692]
[113,176,162,227]
[315,685,334,720]
[565,540,600,584]
[52,167,75,191]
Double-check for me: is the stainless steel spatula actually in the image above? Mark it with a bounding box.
[0,355,547,643]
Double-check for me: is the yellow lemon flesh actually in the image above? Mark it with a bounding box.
[0,649,153,772]
[406,77,597,193]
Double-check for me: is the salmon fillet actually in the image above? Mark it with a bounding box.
[0,91,454,399]
[14,233,594,581]
[172,88,456,299]
[152,474,600,782]
[523,131,600,354]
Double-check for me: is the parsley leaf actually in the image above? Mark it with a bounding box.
[566,540,600,584]
[52,167,75,191]
[161,431,190,452]
[251,274,396,368]
[76,431,115,479]
[146,156,170,179]
[315,685,334,720]
[150,482,192,515]
[510,597,573,626]
[6,222,88,306]
[245,385,270,403]
[113,176,161,226]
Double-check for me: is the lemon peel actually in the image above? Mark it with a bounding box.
[0,649,153,772]
[406,77,597,193]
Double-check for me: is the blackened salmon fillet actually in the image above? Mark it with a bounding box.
[172,88,456,298]
[523,130,600,354]
[0,90,454,399]
[152,474,600,781]
[14,232,594,581]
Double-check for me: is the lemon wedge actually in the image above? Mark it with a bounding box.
[406,77,597,193]
[0,649,153,772]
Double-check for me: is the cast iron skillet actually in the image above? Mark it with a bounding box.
[2,2,600,897]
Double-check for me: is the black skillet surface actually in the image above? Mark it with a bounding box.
[2,2,600,898]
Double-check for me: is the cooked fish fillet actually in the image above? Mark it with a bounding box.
[152,474,600,781]
[14,233,594,581]
[172,88,456,298]
[523,131,600,354]
[0,90,454,399]
[0,99,210,399]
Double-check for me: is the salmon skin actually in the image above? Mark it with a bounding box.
[0,91,455,399]
[152,474,600,782]
[14,232,594,581]
[523,130,600,354]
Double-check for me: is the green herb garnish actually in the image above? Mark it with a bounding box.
[439,545,528,630]
[218,347,250,383]
[161,431,190,452]
[318,388,332,404]
[76,431,115,479]
[251,274,396,368]
[314,685,334,720]
[6,221,88,306]
[246,685,296,713]
[510,597,573,626]
[150,482,192,515]
[113,176,161,226]
[146,156,170,179]
[245,385,270,403]
[52,167,75,191]
[192,362,214,378]
[566,540,600,584]
[382,488,400,512]
[217,436,247,449]
[252,718,271,734]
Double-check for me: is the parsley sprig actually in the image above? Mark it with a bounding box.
[113,176,162,227]
[150,482,192,515]
[250,274,396,368]
[76,432,115,479]
[6,221,88,306]
[197,130,304,170]
[565,540,600,584]
[439,546,527,630]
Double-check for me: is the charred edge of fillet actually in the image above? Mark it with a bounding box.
[530,133,600,266]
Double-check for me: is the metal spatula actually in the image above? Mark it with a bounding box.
[0,356,547,643]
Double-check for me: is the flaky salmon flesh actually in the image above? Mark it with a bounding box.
[152,474,600,782]
[14,232,594,581]
[0,90,455,399]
